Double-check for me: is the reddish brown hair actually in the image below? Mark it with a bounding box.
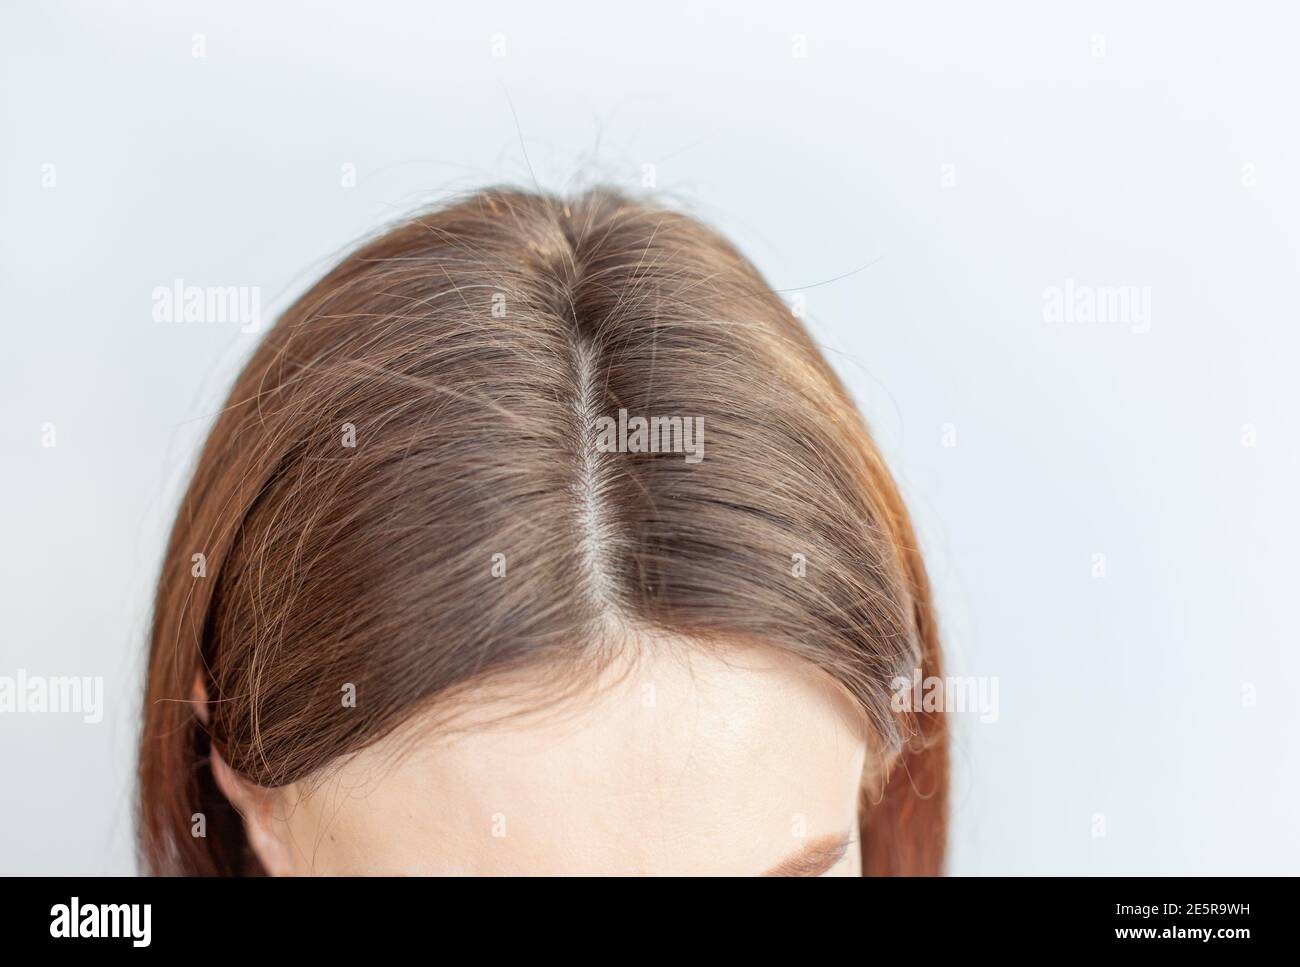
[138,187,947,875]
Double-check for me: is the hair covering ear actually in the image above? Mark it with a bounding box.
[190,669,210,725]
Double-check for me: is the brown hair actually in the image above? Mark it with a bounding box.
[137,187,947,875]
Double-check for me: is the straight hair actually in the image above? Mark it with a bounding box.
[138,187,948,875]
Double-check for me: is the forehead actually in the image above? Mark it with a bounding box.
[283,642,868,874]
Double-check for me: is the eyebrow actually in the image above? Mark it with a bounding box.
[760,832,854,877]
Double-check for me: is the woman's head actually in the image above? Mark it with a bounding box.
[138,187,947,875]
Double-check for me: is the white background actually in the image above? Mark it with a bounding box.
[2,1,1297,874]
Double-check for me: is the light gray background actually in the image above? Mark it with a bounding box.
[2,1,1297,874]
